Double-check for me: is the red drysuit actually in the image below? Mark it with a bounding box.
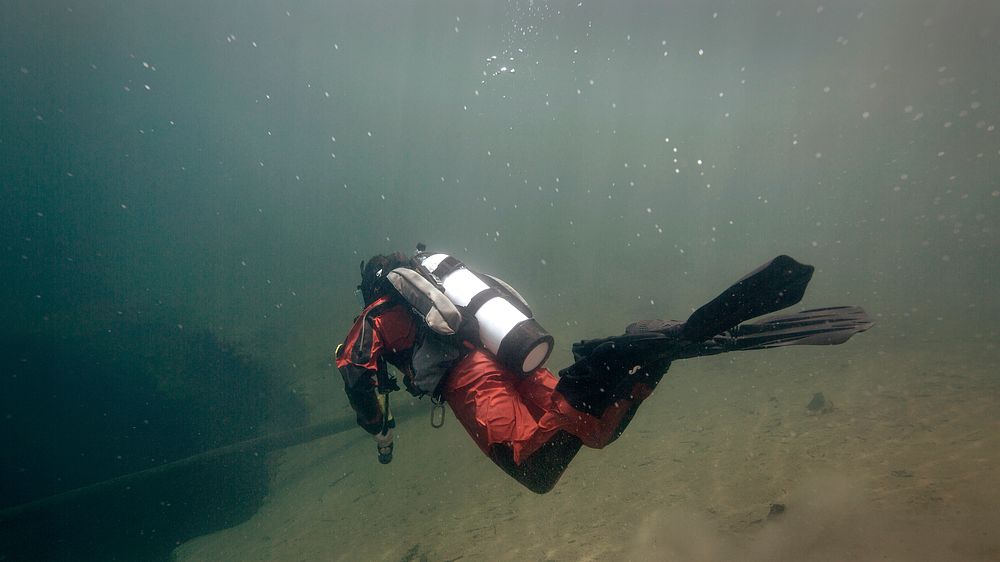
[335,296,654,476]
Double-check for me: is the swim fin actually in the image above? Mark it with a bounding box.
[671,306,873,360]
[566,255,816,364]
[731,305,872,347]
[557,256,873,417]
[681,255,814,342]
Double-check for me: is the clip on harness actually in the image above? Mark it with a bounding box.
[430,396,446,428]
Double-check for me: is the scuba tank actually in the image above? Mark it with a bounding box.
[414,251,554,374]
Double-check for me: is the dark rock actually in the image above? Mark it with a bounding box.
[806,392,834,415]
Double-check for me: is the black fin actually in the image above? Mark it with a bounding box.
[558,259,866,416]
[724,306,873,349]
[681,255,814,342]
[669,306,873,360]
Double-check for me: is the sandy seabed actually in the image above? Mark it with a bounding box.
[175,331,1000,562]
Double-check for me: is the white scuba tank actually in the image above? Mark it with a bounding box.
[418,253,553,374]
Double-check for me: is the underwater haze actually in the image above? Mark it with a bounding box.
[2,1,999,561]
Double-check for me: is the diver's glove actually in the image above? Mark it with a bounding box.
[375,428,394,464]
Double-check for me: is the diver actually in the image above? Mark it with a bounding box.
[334,247,871,493]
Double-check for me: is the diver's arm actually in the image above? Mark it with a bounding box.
[336,314,391,435]
[338,362,387,435]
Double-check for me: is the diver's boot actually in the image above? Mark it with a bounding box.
[555,333,674,417]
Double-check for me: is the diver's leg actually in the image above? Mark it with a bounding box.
[442,350,561,463]
[442,350,668,493]
[441,351,623,493]
[442,351,585,493]
[510,353,669,452]
[488,431,583,494]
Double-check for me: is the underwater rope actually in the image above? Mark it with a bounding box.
[0,407,422,523]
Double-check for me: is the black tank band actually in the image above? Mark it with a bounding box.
[430,256,463,280]
[478,276,532,317]
[466,287,505,316]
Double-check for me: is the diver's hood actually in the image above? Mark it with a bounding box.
[358,252,409,306]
